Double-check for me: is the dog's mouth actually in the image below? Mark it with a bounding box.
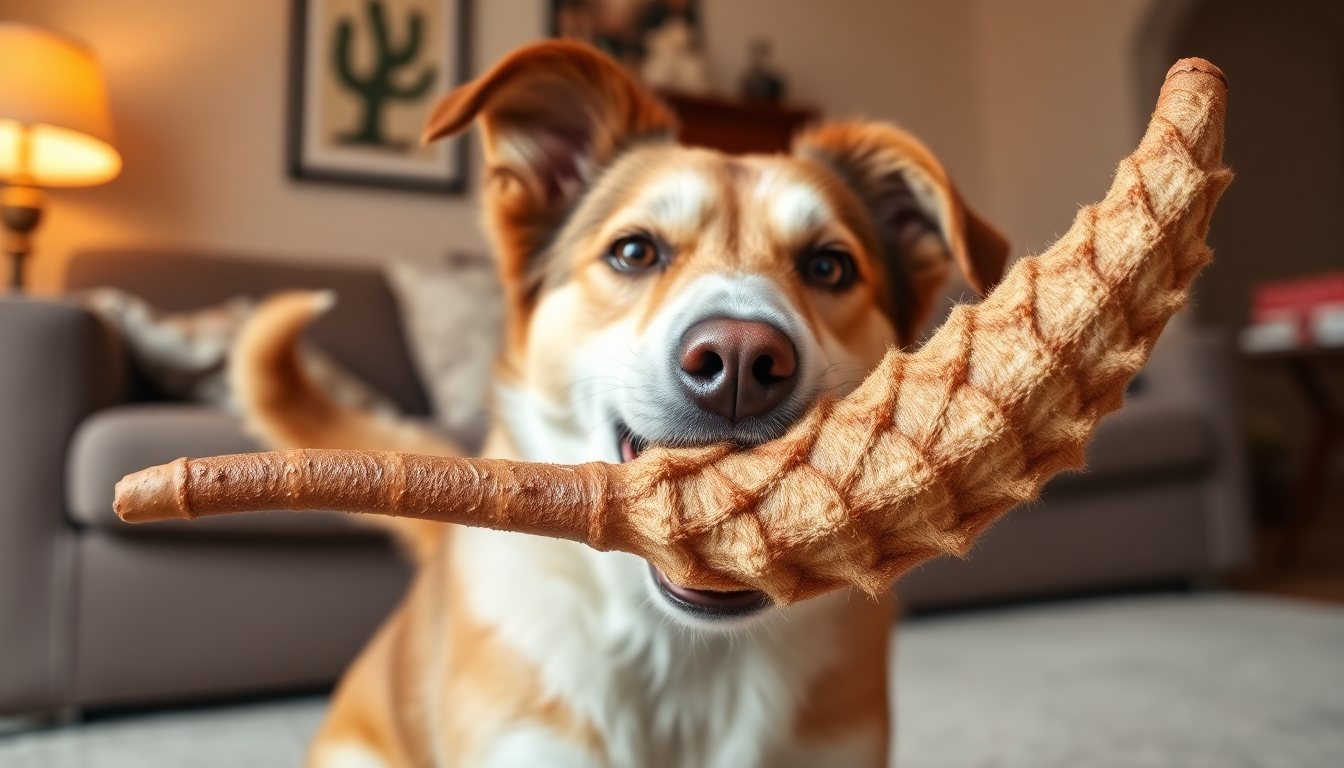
[650,565,771,619]
[617,425,650,463]
[616,423,772,620]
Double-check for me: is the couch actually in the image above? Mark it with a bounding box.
[0,250,427,718]
[0,249,1254,717]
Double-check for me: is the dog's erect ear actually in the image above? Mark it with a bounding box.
[796,123,1009,341]
[424,41,674,298]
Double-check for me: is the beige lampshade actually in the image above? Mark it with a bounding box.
[0,22,120,187]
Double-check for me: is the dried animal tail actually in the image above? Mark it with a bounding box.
[114,450,614,549]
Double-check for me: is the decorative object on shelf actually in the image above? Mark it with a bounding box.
[1240,271,1344,353]
[78,287,398,414]
[551,0,702,84]
[0,23,121,292]
[640,16,712,94]
[739,39,785,103]
[288,0,468,193]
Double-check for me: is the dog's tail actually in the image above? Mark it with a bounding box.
[229,291,455,564]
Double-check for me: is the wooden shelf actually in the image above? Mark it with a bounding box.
[658,92,818,155]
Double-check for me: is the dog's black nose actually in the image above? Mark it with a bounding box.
[677,318,798,423]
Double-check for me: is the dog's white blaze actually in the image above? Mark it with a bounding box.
[772,184,831,235]
[757,172,832,238]
[631,169,716,231]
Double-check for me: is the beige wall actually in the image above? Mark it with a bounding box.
[705,0,1157,267]
[971,0,1155,260]
[701,0,988,200]
[1,0,1162,294]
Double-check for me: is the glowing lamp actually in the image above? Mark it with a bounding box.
[0,22,121,290]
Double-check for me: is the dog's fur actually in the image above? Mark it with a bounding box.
[234,41,1006,768]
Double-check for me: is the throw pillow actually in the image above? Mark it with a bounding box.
[385,253,503,449]
[81,287,397,415]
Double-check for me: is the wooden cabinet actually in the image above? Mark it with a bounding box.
[659,92,818,155]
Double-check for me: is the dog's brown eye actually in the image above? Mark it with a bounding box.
[607,235,661,273]
[800,249,857,290]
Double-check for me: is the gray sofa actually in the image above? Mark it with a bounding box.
[0,249,1254,718]
[0,250,424,718]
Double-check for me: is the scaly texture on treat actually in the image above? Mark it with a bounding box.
[115,59,1231,606]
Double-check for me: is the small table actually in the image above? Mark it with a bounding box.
[1245,346,1344,565]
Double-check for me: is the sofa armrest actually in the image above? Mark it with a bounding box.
[0,298,127,714]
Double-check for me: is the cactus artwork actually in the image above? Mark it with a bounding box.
[333,0,435,150]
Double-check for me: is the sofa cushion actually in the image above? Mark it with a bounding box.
[1047,402,1214,493]
[67,404,385,541]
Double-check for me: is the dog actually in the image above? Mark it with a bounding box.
[234,40,1006,768]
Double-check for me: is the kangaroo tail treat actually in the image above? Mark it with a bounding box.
[115,60,1231,606]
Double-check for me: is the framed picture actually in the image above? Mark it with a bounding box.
[549,0,701,81]
[288,0,469,193]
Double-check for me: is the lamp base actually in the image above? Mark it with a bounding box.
[6,251,28,292]
[1,184,44,292]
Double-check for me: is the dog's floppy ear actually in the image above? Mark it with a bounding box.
[424,41,674,306]
[796,122,1009,341]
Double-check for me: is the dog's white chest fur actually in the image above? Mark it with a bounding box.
[452,525,849,768]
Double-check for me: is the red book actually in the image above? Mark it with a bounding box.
[1251,271,1344,324]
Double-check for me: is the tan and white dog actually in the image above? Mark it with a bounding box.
[235,41,1007,768]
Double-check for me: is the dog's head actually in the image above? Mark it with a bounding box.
[427,41,1007,626]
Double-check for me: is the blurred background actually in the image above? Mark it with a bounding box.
[1,1,1341,764]
[5,0,1339,574]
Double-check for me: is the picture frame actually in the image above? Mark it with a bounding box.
[548,0,701,80]
[288,0,470,194]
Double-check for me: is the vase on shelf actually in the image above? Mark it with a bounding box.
[739,39,785,103]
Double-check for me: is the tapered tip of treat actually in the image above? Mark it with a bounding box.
[1153,57,1227,167]
[114,459,191,523]
[1165,58,1226,85]
[1162,58,1227,105]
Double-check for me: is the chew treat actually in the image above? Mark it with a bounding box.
[115,60,1231,606]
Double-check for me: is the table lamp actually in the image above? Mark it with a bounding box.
[0,22,120,291]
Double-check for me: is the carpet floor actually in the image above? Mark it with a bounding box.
[2,593,1340,767]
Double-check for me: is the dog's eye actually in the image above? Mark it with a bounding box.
[606,235,661,273]
[800,249,857,290]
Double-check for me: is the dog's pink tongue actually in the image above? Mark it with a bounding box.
[619,435,638,463]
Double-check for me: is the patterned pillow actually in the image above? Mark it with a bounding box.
[81,287,397,415]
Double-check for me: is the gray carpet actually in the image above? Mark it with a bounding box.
[0,696,324,768]
[892,593,1344,767]
[1,593,1340,767]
